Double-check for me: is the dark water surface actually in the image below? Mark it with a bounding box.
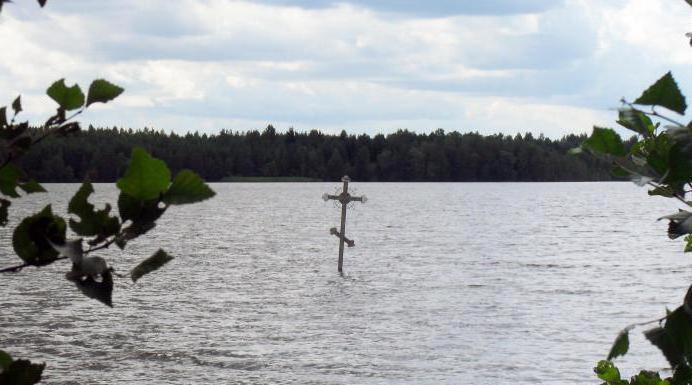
[0,182,688,384]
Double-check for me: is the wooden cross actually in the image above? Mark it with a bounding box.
[322,175,367,274]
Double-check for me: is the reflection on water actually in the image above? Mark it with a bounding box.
[0,182,687,384]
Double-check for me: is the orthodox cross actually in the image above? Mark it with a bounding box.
[322,175,367,274]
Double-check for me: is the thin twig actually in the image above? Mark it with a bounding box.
[649,107,686,128]
[623,102,686,128]
[85,236,119,254]
[63,108,84,123]
[623,313,669,332]
[0,256,68,273]
[9,109,18,125]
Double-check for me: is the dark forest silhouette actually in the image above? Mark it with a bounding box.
[20,125,622,182]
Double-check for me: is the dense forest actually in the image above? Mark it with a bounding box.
[18,125,622,182]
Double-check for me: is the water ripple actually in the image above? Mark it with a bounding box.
[0,182,685,384]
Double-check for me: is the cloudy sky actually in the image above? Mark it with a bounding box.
[0,0,691,137]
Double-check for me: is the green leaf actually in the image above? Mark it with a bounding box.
[68,182,120,240]
[0,350,11,371]
[583,127,627,157]
[0,358,45,385]
[0,199,10,227]
[0,165,45,198]
[607,330,630,361]
[65,268,113,307]
[116,147,171,201]
[46,79,85,111]
[665,306,692,360]
[630,371,669,385]
[645,306,692,368]
[163,170,215,205]
[12,205,66,267]
[645,134,672,176]
[664,142,692,189]
[595,360,622,382]
[618,108,655,137]
[117,192,143,222]
[86,79,124,107]
[130,249,174,283]
[11,96,21,115]
[116,193,164,246]
[672,365,692,385]
[0,107,7,128]
[686,235,692,253]
[19,180,45,194]
[0,164,23,198]
[117,193,164,224]
[645,326,684,369]
[634,72,687,115]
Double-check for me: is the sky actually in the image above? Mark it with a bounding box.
[0,0,691,138]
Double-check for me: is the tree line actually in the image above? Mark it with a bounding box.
[18,125,623,182]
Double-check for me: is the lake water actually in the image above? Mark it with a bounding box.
[0,182,689,384]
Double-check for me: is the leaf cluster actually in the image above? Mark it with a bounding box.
[583,42,692,382]
[0,1,216,382]
[595,360,671,385]
[578,71,692,252]
[9,145,215,306]
[0,76,215,302]
[0,77,215,382]
[0,79,126,227]
[599,285,692,383]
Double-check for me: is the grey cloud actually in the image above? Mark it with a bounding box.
[250,0,562,16]
[3,0,686,138]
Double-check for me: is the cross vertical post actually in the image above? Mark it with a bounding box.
[337,177,349,272]
[322,175,367,274]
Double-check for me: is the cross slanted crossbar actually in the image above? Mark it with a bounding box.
[322,175,366,273]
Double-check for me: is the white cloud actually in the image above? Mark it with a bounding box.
[599,0,692,66]
[0,0,690,137]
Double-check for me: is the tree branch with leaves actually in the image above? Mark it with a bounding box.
[0,76,216,384]
[577,40,692,385]
[0,2,217,384]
